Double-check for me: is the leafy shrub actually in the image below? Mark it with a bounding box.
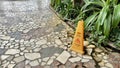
[83,0,120,46]
[51,0,120,47]
[51,0,83,23]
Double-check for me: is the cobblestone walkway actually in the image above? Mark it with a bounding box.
[0,0,119,68]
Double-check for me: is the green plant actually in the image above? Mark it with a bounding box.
[110,28,120,47]
[82,0,120,46]
[51,0,83,23]
[51,0,120,47]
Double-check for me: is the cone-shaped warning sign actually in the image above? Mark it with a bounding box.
[70,20,84,54]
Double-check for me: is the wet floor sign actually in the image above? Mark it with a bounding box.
[70,20,84,54]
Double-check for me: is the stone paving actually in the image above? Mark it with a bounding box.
[0,0,119,68]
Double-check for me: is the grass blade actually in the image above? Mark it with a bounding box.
[104,14,111,37]
[112,4,120,28]
[96,6,108,31]
[85,12,98,29]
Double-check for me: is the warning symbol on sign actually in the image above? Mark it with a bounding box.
[75,38,80,44]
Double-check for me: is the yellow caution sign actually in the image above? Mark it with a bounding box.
[70,20,84,54]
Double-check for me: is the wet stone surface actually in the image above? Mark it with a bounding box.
[0,48,7,55]
[108,52,120,68]
[40,46,64,58]
[0,0,117,68]
[8,31,23,40]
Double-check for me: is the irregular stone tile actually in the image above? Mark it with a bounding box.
[10,61,15,64]
[5,49,20,55]
[86,49,93,55]
[51,56,56,59]
[23,29,30,33]
[97,54,103,59]
[58,65,65,68]
[83,55,92,59]
[25,53,41,60]
[54,53,60,56]
[0,48,7,55]
[26,47,32,50]
[77,53,83,57]
[47,59,54,65]
[7,56,14,61]
[1,55,10,60]
[108,52,120,68]
[76,62,83,68]
[25,60,31,65]
[95,48,103,53]
[3,41,9,44]
[20,39,24,43]
[81,59,90,62]
[103,55,108,60]
[86,45,95,48]
[10,38,15,41]
[41,45,48,48]
[20,52,24,55]
[41,62,46,66]
[8,31,22,40]
[40,46,63,58]
[23,50,29,53]
[30,39,35,42]
[7,64,16,68]
[101,67,108,68]
[101,53,105,56]
[54,23,65,32]
[13,56,25,63]
[38,59,41,63]
[15,54,20,57]
[93,54,102,62]
[69,57,82,63]
[65,61,72,68]
[14,61,25,68]
[102,60,108,63]
[2,61,9,68]
[33,48,41,52]
[0,36,11,40]
[83,60,96,68]
[25,65,31,68]
[44,66,50,68]
[32,65,44,68]
[36,39,47,45]
[0,59,1,65]
[15,40,20,43]
[56,51,71,64]
[29,60,39,66]
[98,61,105,67]
[2,60,7,64]
[20,47,25,51]
[0,66,2,68]
[55,39,62,45]
[43,57,49,62]
[84,41,89,46]
[71,63,78,68]
[105,63,113,68]
[51,60,60,67]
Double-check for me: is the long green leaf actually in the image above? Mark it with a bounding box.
[91,1,104,7]
[96,5,108,31]
[51,0,55,6]
[100,6,108,25]
[112,4,120,28]
[84,0,90,4]
[104,14,111,37]
[112,0,118,6]
[85,13,98,29]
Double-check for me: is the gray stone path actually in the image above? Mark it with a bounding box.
[0,0,117,68]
